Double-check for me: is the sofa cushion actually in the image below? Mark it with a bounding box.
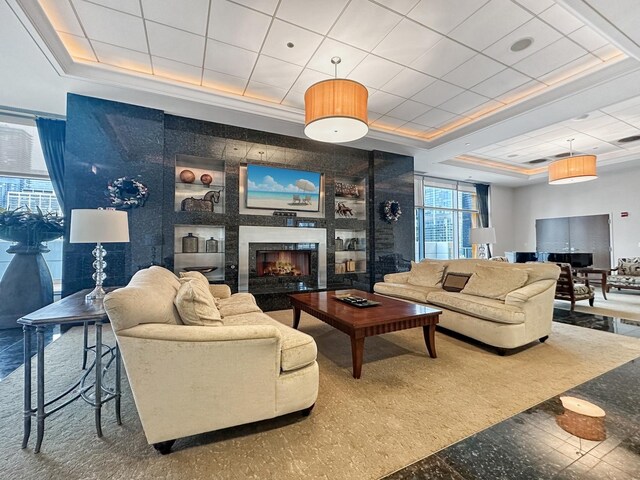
[218,301,262,318]
[174,280,223,326]
[408,261,446,287]
[223,312,317,372]
[608,275,640,286]
[426,291,525,325]
[179,271,210,290]
[461,264,528,301]
[573,284,595,295]
[374,282,440,303]
[104,266,183,332]
[442,272,472,292]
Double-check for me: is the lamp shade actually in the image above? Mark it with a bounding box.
[304,78,368,143]
[470,227,496,244]
[70,209,130,243]
[548,155,597,185]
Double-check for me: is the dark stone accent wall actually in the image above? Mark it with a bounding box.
[62,94,414,302]
[62,94,164,296]
[370,150,415,284]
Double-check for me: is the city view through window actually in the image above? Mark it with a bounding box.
[0,120,62,286]
[415,176,478,260]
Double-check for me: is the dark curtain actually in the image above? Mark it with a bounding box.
[35,117,65,212]
[475,183,491,258]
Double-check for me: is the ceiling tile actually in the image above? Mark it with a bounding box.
[513,38,587,78]
[482,18,562,66]
[471,68,530,98]
[538,4,584,35]
[281,90,306,109]
[347,55,403,90]
[87,0,141,16]
[413,108,460,127]
[395,122,431,136]
[411,80,464,107]
[371,115,407,130]
[261,19,324,66]
[39,0,85,36]
[54,33,95,63]
[93,40,152,72]
[204,40,257,78]
[202,69,247,95]
[408,0,488,35]
[208,0,271,52]
[232,0,279,15]
[512,0,554,15]
[141,0,209,36]
[383,0,421,15]
[290,69,332,93]
[439,90,490,115]
[495,79,545,103]
[443,54,504,89]
[277,0,348,35]
[464,99,504,118]
[593,44,624,61]
[539,53,602,86]
[368,90,405,114]
[307,38,367,76]
[381,68,436,98]
[250,55,302,89]
[146,22,206,67]
[448,0,532,51]
[244,81,288,103]
[411,38,475,78]
[72,0,148,52]
[373,19,442,66]
[386,100,430,122]
[152,56,202,85]
[569,26,609,52]
[329,0,402,51]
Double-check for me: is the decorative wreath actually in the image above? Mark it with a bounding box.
[383,200,402,223]
[107,176,149,209]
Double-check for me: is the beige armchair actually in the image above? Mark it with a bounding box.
[103,267,318,454]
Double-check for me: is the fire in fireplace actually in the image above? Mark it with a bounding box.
[256,250,311,277]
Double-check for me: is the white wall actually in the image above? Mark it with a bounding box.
[490,185,516,257]
[510,166,640,265]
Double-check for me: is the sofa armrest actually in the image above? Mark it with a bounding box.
[504,279,556,305]
[116,322,281,343]
[384,272,411,283]
[209,284,232,299]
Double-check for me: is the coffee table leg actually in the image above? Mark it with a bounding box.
[292,306,301,329]
[601,272,608,300]
[423,324,437,358]
[350,336,365,379]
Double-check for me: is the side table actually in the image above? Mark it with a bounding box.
[18,287,121,453]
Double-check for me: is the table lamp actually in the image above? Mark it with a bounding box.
[470,227,496,259]
[70,208,130,301]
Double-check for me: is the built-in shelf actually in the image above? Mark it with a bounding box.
[175,154,225,213]
[174,225,225,282]
[335,228,366,275]
[334,175,366,220]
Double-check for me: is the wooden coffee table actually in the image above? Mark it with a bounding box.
[289,290,441,379]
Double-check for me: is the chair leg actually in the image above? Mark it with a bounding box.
[301,403,315,417]
[589,297,594,307]
[570,300,575,312]
[153,440,176,455]
[496,347,507,356]
[539,336,549,343]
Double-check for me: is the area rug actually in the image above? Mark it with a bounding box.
[554,289,640,321]
[2,311,640,480]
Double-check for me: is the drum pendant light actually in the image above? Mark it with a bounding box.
[548,139,597,185]
[304,57,368,143]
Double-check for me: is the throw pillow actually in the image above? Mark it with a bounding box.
[619,261,640,276]
[179,271,210,290]
[408,261,446,287]
[461,264,528,301]
[174,279,223,326]
[442,272,472,292]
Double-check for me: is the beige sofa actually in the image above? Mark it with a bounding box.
[374,259,560,353]
[103,266,318,453]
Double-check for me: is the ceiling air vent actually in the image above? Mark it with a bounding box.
[618,135,640,143]
[528,158,547,164]
[554,152,571,158]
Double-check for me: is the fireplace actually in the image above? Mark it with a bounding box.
[238,226,327,292]
[256,250,311,277]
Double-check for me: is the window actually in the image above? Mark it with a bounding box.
[0,119,62,288]
[414,176,479,260]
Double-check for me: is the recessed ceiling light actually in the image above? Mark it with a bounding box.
[618,134,640,143]
[465,142,470,146]
[510,37,533,52]
[528,158,547,164]
[286,42,294,48]
[554,152,571,158]
[507,154,519,158]
[572,113,590,121]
